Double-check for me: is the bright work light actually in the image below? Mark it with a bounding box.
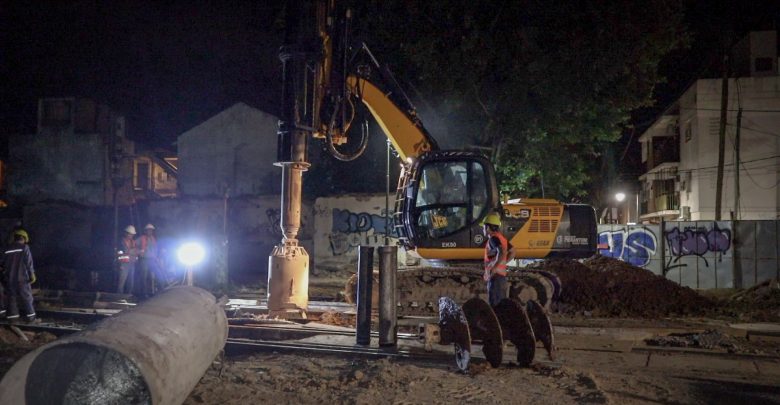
[177,242,206,267]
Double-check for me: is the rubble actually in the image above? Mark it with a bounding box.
[531,256,715,318]
[645,330,739,352]
[318,311,355,328]
[715,279,780,322]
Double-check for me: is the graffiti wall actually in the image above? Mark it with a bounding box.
[597,225,662,275]
[662,221,733,289]
[598,221,745,289]
[313,194,408,273]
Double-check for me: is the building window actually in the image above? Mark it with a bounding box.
[135,162,150,190]
[41,99,73,127]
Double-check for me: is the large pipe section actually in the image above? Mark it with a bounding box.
[0,287,227,405]
[378,245,398,347]
[356,246,374,345]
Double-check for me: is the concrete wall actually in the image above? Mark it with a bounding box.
[313,194,407,273]
[177,103,279,198]
[9,130,107,206]
[598,220,780,289]
[146,196,313,285]
[679,77,780,220]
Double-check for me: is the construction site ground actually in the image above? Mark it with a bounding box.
[2,310,779,404]
[2,256,780,403]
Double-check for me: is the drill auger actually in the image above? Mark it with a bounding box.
[437,296,555,371]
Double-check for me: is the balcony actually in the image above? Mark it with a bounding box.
[654,193,679,211]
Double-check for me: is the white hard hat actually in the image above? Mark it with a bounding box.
[144,223,155,230]
[125,225,137,235]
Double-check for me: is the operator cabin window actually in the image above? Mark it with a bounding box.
[414,160,488,238]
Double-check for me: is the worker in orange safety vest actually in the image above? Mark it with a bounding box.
[138,223,162,296]
[117,225,138,294]
[482,212,509,307]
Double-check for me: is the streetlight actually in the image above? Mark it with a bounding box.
[615,192,627,224]
[177,242,206,286]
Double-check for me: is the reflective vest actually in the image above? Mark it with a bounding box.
[484,232,508,277]
[118,238,136,263]
[139,235,157,258]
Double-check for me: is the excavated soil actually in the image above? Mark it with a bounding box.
[0,327,57,376]
[532,257,716,318]
[713,279,780,322]
[184,354,608,405]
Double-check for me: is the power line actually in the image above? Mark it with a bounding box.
[685,107,780,113]
[740,161,780,189]
[676,154,780,174]
[726,122,780,138]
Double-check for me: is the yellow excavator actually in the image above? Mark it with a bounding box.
[309,1,596,309]
[271,0,597,369]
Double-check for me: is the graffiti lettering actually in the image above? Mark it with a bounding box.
[598,228,657,267]
[331,208,396,236]
[665,224,731,268]
[329,208,397,256]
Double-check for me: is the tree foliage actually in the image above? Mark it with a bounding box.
[354,0,687,201]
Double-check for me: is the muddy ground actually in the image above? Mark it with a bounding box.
[182,338,780,405]
[2,257,780,403]
[3,321,779,404]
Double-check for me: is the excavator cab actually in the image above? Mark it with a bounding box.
[397,151,501,257]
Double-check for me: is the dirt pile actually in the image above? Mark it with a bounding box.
[318,311,355,328]
[716,279,780,322]
[532,256,714,318]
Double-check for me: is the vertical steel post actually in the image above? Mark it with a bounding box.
[356,246,374,346]
[385,139,391,245]
[378,245,397,347]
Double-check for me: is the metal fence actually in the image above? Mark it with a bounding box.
[598,220,780,289]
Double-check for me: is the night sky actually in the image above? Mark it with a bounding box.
[2,1,779,158]
[1,1,284,149]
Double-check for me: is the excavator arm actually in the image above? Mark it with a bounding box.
[344,75,436,161]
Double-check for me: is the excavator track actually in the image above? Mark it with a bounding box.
[395,266,559,317]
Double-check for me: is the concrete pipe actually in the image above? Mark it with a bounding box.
[0,286,228,405]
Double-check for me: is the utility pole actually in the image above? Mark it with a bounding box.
[715,53,729,221]
[733,107,743,288]
[385,138,390,245]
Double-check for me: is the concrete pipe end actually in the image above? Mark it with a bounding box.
[25,342,151,404]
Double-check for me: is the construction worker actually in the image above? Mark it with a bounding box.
[117,225,138,295]
[6,221,27,245]
[2,229,36,322]
[138,223,161,296]
[482,212,508,307]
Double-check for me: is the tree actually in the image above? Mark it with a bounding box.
[354,0,688,201]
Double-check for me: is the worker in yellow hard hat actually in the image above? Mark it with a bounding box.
[2,229,37,322]
[481,212,509,307]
